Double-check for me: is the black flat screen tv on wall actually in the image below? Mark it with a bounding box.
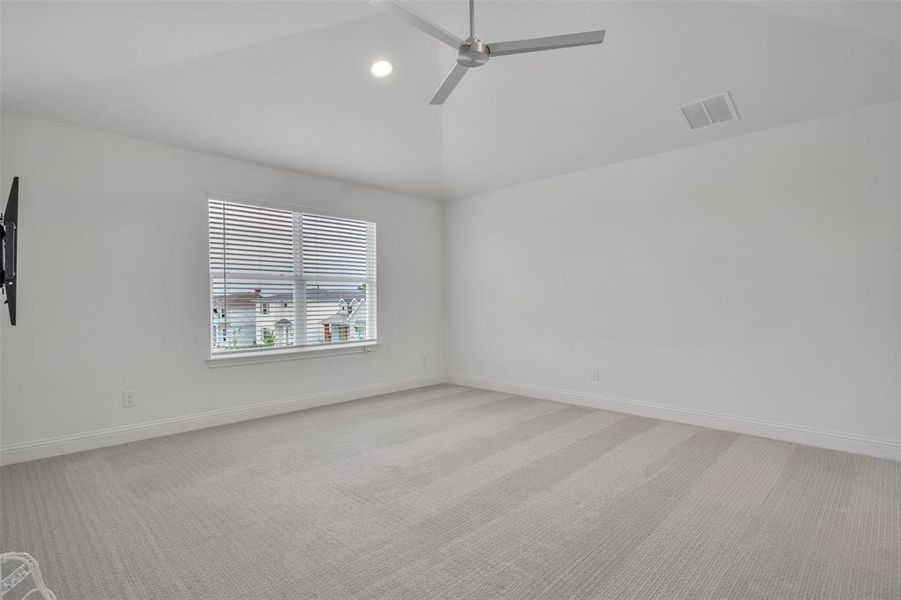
[2,177,18,325]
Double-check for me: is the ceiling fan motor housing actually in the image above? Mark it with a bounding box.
[457,40,490,67]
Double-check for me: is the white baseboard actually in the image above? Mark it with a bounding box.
[0,375,445,466]
[448,374,901,461]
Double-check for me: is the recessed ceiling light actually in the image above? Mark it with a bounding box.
[370,60,393,78]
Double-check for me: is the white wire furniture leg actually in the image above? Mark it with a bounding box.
[1,553,57,600]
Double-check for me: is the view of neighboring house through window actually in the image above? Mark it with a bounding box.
[208,197,377,355]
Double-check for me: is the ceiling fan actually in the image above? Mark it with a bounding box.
[371,0,605,104]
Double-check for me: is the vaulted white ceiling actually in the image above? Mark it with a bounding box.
[2,1,898,200]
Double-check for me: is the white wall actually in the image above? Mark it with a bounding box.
[0,113,445,463]
[446,102,901,460]
[3,103,899,464]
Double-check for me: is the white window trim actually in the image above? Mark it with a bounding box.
[206,191,378,364]
[207,341,379,368]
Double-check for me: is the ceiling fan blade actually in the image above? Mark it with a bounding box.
[429,64,468,105]
[488,30,605,57]
[370,0,463,49]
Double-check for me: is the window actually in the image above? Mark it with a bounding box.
[208,197,377,356]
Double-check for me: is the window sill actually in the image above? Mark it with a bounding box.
[207,341,378,368]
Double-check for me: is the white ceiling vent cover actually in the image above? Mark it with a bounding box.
[680,92,739,130]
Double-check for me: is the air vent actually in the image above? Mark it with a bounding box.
[680,91,739,130]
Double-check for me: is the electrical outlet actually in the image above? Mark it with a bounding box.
[591,368,600,382]
[122,390,136,408]
[421,355,429,367]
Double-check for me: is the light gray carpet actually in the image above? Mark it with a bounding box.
[1,384,899,599]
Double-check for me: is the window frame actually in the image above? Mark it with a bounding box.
[206,192,378,364]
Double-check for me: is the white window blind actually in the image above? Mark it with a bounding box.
[209,198,377,355]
